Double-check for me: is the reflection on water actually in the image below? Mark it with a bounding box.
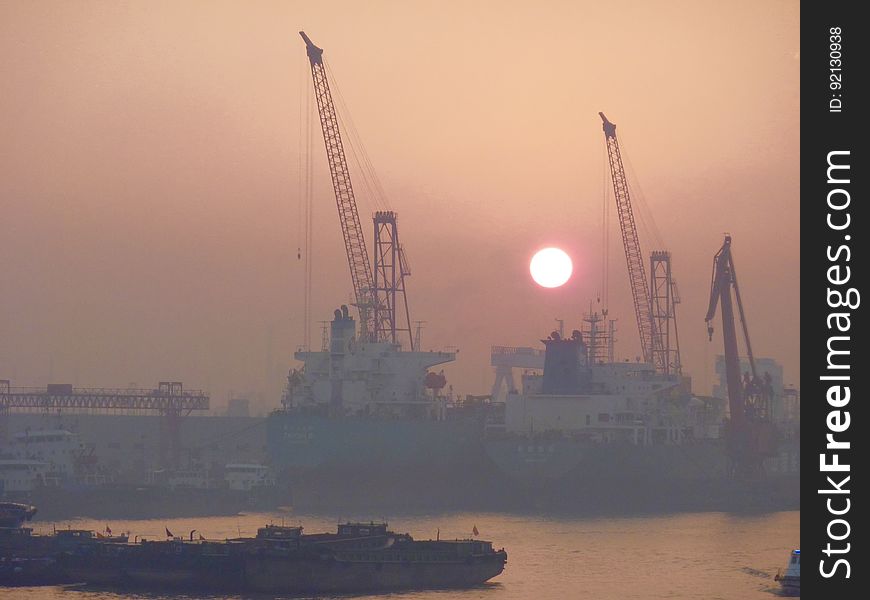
[5,510,798,600]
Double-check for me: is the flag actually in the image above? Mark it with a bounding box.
[165,527,174,538]
[472,525,479,536]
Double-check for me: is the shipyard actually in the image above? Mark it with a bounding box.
[1,2,802,599]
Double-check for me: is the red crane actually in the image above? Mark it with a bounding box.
[300,31,376,341]
[599,113,666,369]
[705,235,776,474]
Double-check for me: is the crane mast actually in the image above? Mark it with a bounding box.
[300,31,375,341]
[373,211,414,349]
[599,112,663,368]
[705,235,776,474]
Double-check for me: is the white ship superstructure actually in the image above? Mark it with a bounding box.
[284,306,455,419]
[501,332,717,445]
[224,463,275,491]
[6,430,82,479]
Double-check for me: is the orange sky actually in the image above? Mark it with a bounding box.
[0,0,799,412]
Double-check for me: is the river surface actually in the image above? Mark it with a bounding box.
[7,510,798,599]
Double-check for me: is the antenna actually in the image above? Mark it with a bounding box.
[414,321,426,350]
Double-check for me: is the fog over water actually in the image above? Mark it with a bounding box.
[0,1,799,410]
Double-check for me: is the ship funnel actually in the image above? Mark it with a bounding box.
[331,306,357,354]
[541,333,589,394]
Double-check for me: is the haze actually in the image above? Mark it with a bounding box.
[0,0,799,411]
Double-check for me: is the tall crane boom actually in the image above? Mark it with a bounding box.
[705,235,776,474]
[705,235,752,429]
[599,113,662,368]
[300,31,375,340]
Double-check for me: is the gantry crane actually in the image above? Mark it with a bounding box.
[599,113,680,373]
[705,235,777,474]
[1,380,208,469]
[300,32,413,348]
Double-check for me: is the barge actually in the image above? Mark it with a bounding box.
[1,521,507,592]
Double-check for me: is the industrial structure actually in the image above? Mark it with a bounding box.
[600,113,681,375]
[705,235,777,474]
[300,31,413,349]
[373,211,413,348]
[0,380,209,469]
[489,346,544,401]
[649,251,681,374]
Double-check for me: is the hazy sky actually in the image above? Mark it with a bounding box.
[1,0,799,411]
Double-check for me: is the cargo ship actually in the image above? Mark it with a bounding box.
[267,305,502,510]
[3,307,799,517]
[267,305,799,514]
[483,327,800,512]
[1,520,507,592]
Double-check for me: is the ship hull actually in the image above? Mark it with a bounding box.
[267,411,507,512]
[777,576,800,596]
[484,436,800,513]
[245,555,505,593]
[265,409,799,514]
[266,412,482,470]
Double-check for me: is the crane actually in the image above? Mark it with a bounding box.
[705,235,776,474]
[1,380,208,469]
[300,32,414,348]
[599,112,670,371]
[300,31,376,341]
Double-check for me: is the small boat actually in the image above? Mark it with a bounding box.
[774,549,800,596]
[0,503,37,529]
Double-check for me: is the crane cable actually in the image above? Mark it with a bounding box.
[617,130,665,252]
[298,53,314,350]
[600,141,611,310]
[324,58,390,213]
[325,59,415,291]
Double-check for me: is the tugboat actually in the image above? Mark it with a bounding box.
[0,503,37,529]
[774,549,800,596]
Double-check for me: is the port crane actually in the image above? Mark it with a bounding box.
[599,113,680,374]
[704,235,776,474]
[0,380,208,469]
[300,31,413,348]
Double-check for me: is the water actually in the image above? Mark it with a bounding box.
[6,510,798,599]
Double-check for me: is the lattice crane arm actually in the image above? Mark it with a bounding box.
[599,112,661,368]
[300,31,375,340]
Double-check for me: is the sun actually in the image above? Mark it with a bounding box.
[530,247,573,288]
